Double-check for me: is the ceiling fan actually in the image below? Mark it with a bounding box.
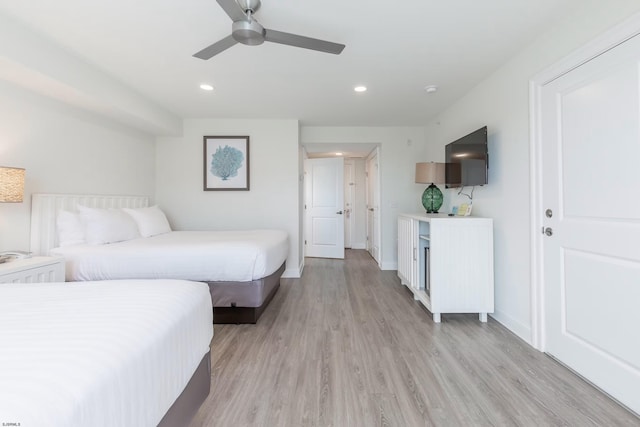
[193,0,345,60]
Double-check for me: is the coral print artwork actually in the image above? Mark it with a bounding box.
[211,145,244,180]
[203,136,250,191]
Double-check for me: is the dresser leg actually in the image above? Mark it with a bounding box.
[479,313,488,322]
[433,313,441,323]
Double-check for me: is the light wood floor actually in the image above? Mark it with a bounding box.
[190,250,639,426]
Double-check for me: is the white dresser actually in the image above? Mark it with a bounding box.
[0,257,65,284]
[397,213,494,322]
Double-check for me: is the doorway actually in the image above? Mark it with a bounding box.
[366,148,381,265]
[303,143,380,263]
[344,159,367,250]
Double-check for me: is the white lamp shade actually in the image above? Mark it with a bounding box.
[0,167,25,203]
[415,162,445,184]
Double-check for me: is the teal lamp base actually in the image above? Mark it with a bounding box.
[422,183,443,214]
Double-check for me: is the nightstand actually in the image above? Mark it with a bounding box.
[0,257,65,284]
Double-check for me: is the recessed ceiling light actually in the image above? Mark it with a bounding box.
[200,84,214,91]
[424,85,438,94]
[354,86,367,93]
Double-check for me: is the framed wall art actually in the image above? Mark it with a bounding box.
[203,135,250,191]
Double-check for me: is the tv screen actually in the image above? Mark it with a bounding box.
[445,126,488,188]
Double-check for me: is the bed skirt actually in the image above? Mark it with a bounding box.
[209,262,285,324]
[158,349,211,427]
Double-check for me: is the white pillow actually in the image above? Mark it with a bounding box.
[56,210,85,247]
[77,205,140,245]
[122,205,172,237]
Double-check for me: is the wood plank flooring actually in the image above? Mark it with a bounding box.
[190,250,639,426]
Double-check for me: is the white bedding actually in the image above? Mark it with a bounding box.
[50,229,289,282]
[0,279,213,427]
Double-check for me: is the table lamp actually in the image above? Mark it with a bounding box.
[415,162,445,214]
[0,167,25,203]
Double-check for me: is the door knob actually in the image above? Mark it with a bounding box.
[336,210,343,215]
[544,227,553,236]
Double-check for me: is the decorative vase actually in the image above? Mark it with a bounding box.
[421,183,443,213]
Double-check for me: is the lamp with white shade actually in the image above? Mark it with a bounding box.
[0,167,25,203]
[415,162,445,214]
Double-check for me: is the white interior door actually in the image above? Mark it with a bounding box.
[344,160,354,249]
[541,32,640,414]
[305,158,345,259]
[366,149,380,264]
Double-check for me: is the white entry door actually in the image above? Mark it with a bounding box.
[540,32,640,413]
[305,158,345,259]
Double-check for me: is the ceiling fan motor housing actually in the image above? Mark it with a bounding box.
[232,20,265,45]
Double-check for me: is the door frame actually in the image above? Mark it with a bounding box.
[365,147,382,267]
[529,13,640,351]
[344,159,355,249]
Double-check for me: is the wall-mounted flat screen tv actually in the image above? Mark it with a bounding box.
[445,126,488,188]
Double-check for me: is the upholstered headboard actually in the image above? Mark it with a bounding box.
[30,193,150,256]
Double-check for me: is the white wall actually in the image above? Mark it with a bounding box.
[0,81,156,252]
[155,119,301,277]
[300,127,427,269]
[422,0,640,342]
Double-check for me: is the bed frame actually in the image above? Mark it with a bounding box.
[209,262,284,324]
[30,193,284,324]
[159,350,211,427]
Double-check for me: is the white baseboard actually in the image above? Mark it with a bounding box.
[282,259,304,279]
[381,261,397,271]
[282,268,300,279]
[489,309,532,346]
[349,243,366,250]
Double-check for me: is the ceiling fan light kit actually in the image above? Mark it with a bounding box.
[194,0,345,60]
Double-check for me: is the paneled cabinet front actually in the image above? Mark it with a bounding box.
[397,214,494,323]
[397,215,416,287]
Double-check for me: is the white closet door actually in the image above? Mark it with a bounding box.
[541,32,640,413]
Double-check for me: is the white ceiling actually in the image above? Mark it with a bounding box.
[0,0,582,126]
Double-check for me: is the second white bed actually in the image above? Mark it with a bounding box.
[0,279,213,427]
[51,229,289,282]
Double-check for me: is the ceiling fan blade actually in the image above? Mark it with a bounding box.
[193,35,238,60]
[264,29,345,55]
[216,0,248,22]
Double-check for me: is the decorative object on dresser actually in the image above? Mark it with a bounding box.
[397,213,494,323]
[0,166,25,203]
[203,135,250,191]
[415,162,445,214]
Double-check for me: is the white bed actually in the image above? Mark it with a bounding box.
[50,229,289,282]
[30,193,289,324]
[0,279,213,427]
